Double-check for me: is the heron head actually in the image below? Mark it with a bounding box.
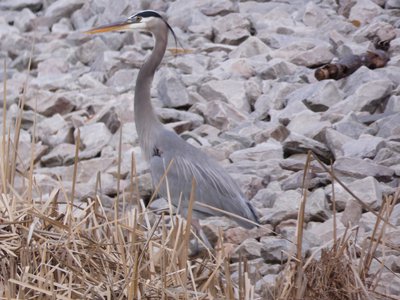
[85,10,174,36]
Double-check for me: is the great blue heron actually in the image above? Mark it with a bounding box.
[86,10,259,234]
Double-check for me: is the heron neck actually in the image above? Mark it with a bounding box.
[134,28,167,158]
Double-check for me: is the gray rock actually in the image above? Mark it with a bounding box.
[306,188,331,222]
[8,103,45,130]
[37,58,69,78]
[242,83,264,109]
[36,113,72,146]
[190,124,221,145]
[0,0,42,11]
[375,272,400,297]
[25,91,76,117]
[286,110,331,139]
[307,215,346,244]
[261,189,302,226]
[106,146,148,178]
[172,54,209,75]
[165,120,193,134]
[286,80,343,112]
[279,156,325,173]
[390,204,400,226]
[255,274,278,299]
[200,140,241,161]
[28,174,60,197]
[199,79,250,112]
[302,1,329,27]
[303,81,343,112]
[45,0,85,24]
[340,66,384,96]
[333,157,394,181]
[213,13,250,45]
[230,258,266,283]
[77,122,112,155]
[200,0,238,16]
[229,140,283,162]
[253,123,290,143]
[260,236,293,263]
[275,219,321,254]
[17,141,48,171]
[228,160,286,187]
[331,113,371,139]
[13,8,36,32]
[327,176,383,211]
[376,113,400,138]
[276,41,333,67]
[220,120,274,147]
[106,69,137,93]
[75,38,108,66]
[253,87,294,121]
[96,107,121,134]
[280,171,330,192]
[387,0,400,8]
[200,217,236,244]
[323,128,354,159]
[349,0,384,24]
[385,95,400,114]
[78,73,107,89]
[229,36,271,59]
[187,11,213,38]
[342,134,386,159]
[210,58,256,80]
[88,172,126,197]
[191,100,248,130]
[0,80,21,108]
[157,108,204,129]
[156,68,191,108]
[52,17,73,33]
[340,199,362,227]
[0,118,31,144]
[251,186,279,209]
[256,58,297,81]
[36,157,115,182]
[231,173,266,200]
[282,132,333,163]
[232,238,263,261]
[41,143,76,166]
[31,73,78,91]
[374,147,399,164]
[167,2,208,30]
[224,225,272,245]
[328,80,393,115]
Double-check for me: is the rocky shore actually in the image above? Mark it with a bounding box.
[1,0,400,296]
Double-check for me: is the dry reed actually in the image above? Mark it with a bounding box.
[0,58,255,299]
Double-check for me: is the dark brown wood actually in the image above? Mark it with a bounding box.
[315,54,362,81]
[315,40,391,81]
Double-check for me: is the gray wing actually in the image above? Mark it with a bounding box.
[149,130,258,228]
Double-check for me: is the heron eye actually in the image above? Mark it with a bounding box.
[135,16,142,22]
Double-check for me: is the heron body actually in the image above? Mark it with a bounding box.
[87,10,259,229]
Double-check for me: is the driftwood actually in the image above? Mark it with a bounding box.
[314,39,391,81]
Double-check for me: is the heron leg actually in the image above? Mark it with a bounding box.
[189,218,212,257]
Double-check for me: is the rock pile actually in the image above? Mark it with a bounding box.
[1,0,400,296]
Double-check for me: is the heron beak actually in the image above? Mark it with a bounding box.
[84,19,139,34]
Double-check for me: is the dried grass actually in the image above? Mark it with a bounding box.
[0,190,247,299]
[0,58,257,299]
[273,152,400,300]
